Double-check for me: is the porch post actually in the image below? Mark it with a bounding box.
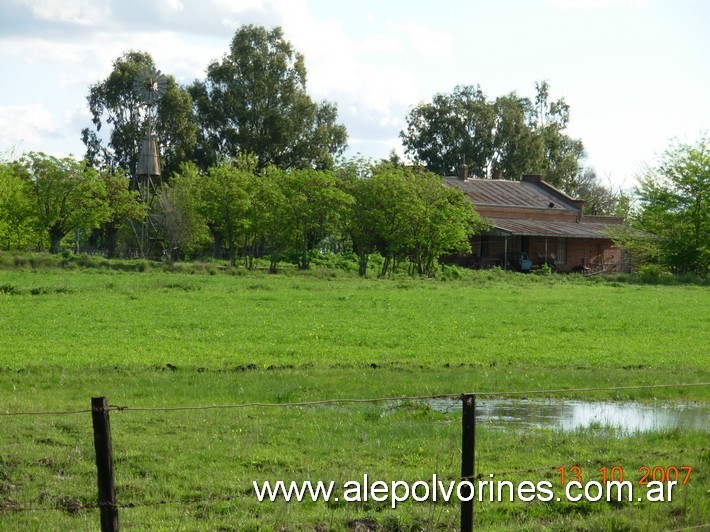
[504,237,508,270]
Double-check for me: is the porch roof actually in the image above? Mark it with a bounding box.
[488,218,616,239]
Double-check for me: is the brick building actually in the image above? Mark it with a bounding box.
[444,171,625,273]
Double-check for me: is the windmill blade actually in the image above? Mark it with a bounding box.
[134,67,168,105]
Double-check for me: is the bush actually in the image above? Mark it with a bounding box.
[635,264,674,284]
[533,263,553,276]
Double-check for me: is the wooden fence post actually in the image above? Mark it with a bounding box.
[460,393,476,531]
[91,396,119,532]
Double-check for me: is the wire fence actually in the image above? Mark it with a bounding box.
[2,382,707,417]
[1,382,708,530]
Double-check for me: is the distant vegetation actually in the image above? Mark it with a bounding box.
[0,24,706,278]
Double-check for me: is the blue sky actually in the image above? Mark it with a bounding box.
[0,0,707,190]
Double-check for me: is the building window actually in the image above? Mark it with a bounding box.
[556,238,567,264]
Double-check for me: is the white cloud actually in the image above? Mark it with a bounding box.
[0,103,59,147]
[162,0,185,13]
[18,0,109,26]
[389,19,455,58]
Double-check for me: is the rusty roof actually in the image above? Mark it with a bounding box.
[489,218,619,239]
[444,176,579,212]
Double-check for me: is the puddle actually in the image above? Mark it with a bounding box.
[427,399,709,433]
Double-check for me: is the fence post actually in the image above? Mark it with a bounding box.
[460,393,476,531]
[91,396,119,532]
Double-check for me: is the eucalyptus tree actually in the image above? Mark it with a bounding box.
[82,51,197,182]
[401,82,585,187]
[189,25,347,171]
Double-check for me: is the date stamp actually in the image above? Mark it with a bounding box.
[556,465,693,486]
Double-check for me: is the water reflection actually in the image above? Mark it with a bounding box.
[427,399,709,433]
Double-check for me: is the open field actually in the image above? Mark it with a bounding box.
[1,267,708,529]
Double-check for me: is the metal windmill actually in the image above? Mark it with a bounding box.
[134,67,167,190]
[133,67,168,257]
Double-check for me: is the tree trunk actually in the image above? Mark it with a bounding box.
[209,226,223,259]
[49,227,64,254]
[228,235,236,268]
[358,252,368,276]
[105,223,119,259]
[300,239,309,270]
[380,256,390,277]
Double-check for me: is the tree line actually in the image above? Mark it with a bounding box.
[0,155,485,276]
[0,24,705,276]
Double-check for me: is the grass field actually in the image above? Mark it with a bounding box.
[0,266,708,530]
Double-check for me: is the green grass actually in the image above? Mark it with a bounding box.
[0,268,708,373]
[0,267,708,529]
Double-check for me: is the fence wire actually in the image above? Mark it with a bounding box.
[1,382,707,417]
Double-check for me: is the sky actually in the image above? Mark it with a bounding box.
[0,0,707,190]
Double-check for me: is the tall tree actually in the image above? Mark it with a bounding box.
[490,93,540,179]
[400,82,585,186]
[189,25,348,171]
[19,153,108,254]
[532,81,585,189]
[82,51,197,182]
[400,85,494,177]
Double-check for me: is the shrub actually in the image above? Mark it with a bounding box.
[533,263,553,276]
[635,264,674,284]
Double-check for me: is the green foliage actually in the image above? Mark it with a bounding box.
[400,81,585,188]
[0,160,41,250]
[99,169,146,257]
[190,25,347,170]
[197,158,253,266]
[279,167,354,270]
[82,50,197,180]
[533,262,553,276]
[155,163,211,261]
[343,163,488,276]
[626,135,709,276]
[18,153,109,253]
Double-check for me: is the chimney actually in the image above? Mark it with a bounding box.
[457,161,468,180]
[522,174,542,183]
[492,169,502,180]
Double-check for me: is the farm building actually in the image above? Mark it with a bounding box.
[444,169,626,273]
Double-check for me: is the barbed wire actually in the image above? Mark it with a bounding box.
[1,382,707,417]
[110,382,710,413]
[0,407,92,417]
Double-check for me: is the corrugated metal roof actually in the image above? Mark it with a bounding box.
[444,177,578,211]
[489,218,617,239]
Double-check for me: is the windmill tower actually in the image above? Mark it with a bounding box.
[133,67,167,257]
